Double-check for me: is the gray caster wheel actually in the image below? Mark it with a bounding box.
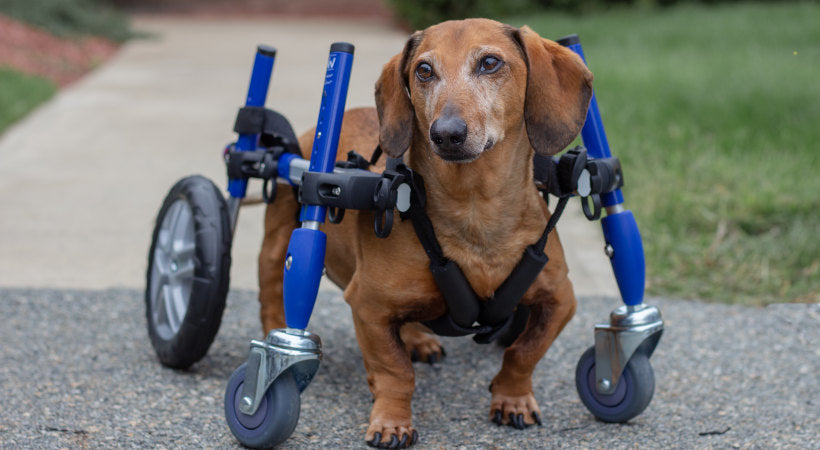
[575,345,654,423]
[224,362,301,448]
[145,175,232,369]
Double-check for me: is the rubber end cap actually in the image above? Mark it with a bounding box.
[257,45,277,57]
[330,42,355,54]
[557,34,580,47]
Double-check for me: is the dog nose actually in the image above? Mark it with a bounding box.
[430,116,468,151]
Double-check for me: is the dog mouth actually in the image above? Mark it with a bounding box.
[434,139,495,163]
[436,151,478,163]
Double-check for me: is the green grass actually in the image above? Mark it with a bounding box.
[0,68,57,135]
[507,1,819,304]
[0,0,133,42]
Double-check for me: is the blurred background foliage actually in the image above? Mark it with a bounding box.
[0,0,133,41]
[386,0,793,29]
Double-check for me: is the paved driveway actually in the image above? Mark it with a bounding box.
[0,288,817,448]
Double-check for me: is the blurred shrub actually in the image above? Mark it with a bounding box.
[387,0,784,29]
[387,0,541,29]
[0,0,133,42]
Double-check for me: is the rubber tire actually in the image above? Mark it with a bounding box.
[145,175,232,369]
[575,345,654,423]
[224,363,301,449]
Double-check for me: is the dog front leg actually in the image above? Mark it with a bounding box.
[348,289,418,447]
[489,280,577,429]
[258,193,299,335]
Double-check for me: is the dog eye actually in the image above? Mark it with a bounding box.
[479,56,503,74]
[415,62,434,82]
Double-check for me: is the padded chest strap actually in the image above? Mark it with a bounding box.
[398,165,569,344]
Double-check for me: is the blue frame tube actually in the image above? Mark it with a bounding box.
[228,45,277,199]
[284,43,354,330]
[561,39,623,207]
[562,36,645,306]
[299,43,355,224]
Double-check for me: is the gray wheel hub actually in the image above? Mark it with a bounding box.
[149,199,196,340]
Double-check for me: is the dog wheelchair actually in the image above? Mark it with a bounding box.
[145,36,663,448]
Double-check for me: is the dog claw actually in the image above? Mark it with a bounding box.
[506,412,529,429]
[532,411,543,426]
[368,431,417,448]
[409,349,420,362]
[386,434,399,449]
[367,432,382,448]
[492,410,503,425]
[428,352,438,365]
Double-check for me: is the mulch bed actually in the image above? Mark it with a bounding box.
[0,14,120,87]
[0,0,396,87]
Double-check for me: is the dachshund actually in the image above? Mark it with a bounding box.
[257,18,593,448]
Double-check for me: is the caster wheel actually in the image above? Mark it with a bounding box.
[575,345,654,423]
[224,362,301,448]
[145,175,232,369]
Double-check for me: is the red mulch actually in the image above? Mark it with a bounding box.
[111,0,395,20]
[0,14,120,87]
[0,1,397,87]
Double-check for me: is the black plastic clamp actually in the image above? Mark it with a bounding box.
[537,146,624,221]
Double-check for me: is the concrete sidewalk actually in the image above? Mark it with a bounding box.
[0,16,617,297]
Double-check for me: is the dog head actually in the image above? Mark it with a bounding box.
[375,19,593,163]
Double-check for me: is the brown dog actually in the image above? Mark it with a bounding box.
[258,18,592,447]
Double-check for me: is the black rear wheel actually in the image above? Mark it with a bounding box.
[145,175,232,369]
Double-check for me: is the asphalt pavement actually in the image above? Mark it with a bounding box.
[1,288,817,448]
[0,15,818,449]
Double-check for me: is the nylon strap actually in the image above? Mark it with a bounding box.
[400,165,570,342]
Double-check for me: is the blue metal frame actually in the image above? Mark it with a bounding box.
[228,45,277,199]
[564,40,646,307]
[283,43,355,330]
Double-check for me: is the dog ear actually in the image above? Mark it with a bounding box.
[514,26,593,156]
[375,32,422,158]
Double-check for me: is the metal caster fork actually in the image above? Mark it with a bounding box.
[240,328,323,415]
[594,304,663,395]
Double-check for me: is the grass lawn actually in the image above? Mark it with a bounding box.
[0,69,57,135]
[509,1,819,305]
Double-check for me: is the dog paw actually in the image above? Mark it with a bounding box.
[489,392,543,430]
[401,324,445,365]
[366,426,419,449]
[409,345,445,365]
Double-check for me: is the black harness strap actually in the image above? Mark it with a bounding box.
[234,106,301,155]
[399,164,570,344]
[476,196,568,331]
[400,172,483,331]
